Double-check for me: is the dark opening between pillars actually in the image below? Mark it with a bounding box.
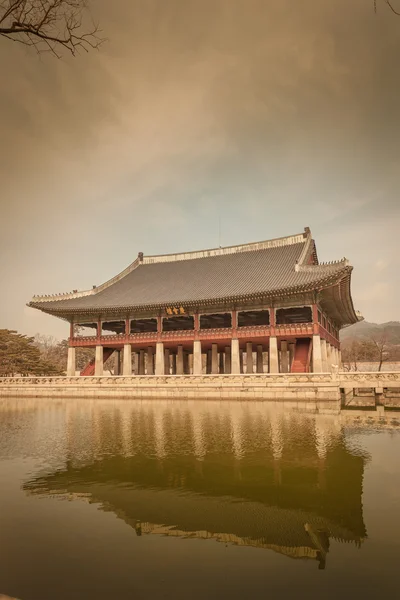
[238,310,270,327]
[200,313,232,329]
[276,307,312,325]
[162,316,194,331]
[130,319,158,333]
[101,321,125,334]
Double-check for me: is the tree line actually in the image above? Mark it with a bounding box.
[341,332,400,372]
[0,329,95,376]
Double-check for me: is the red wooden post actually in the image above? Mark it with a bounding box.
[157,315,162,341]
[232,309,237,330]
[194,312,200,340]
[270,307,275,336]
[97,319,102,340]
[312,304,319,335]
[125,318,130,339]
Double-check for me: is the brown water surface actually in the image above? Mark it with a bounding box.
[0,398,399,599]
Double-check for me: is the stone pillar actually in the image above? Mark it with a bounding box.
[95,345,103,376]
[219,351,225,374]
[206,350,212,374]
[326,343,332,372]
[171,353,177,375]
[67,346,76,376]
[239,349,244,374]
[335,347,340,368]
[139,349,145,375]
[193,340,202,375]
[246,342,253,373]
[123,344,132,376]
[211,343,219,374]
[231,339,240,374]
[155,342,164,375]
[113,350,121,375]
[147,346,154,375]
[321,338,328,372]
[183,351,190,374]
[338,349,342,369]
[164,348,170,375]
[177,345,184,375]
[256,345,263,373]
[225,346,231,374]
[289,343,295,372]
[280,341,289,373]
[269,337,279,373]
[312,334,323,373]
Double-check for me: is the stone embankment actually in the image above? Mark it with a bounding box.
[1,372,400,413]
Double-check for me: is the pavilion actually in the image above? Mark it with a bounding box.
[28,227,360,376]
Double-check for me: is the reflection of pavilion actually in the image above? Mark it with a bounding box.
[24,404,367,569]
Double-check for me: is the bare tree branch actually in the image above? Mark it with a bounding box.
[375,0,400,15]
[0,0,104,57]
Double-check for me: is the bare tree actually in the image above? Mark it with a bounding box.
[375,0,400,15]
[370,331,391,372]
[0,1,103,57]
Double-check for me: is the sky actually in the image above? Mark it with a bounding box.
[0,0,399,340]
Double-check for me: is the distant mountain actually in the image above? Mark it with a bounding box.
[340,321,400,345]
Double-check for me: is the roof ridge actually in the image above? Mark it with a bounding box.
[295,258,350,273]
[143,229,308,265]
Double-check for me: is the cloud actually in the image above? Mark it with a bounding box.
[0,0,399,336]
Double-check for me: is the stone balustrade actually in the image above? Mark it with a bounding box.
[1,372,399,413]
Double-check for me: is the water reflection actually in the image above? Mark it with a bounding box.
[21,401,368,570]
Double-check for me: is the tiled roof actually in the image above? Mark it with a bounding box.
[29,230,352,314]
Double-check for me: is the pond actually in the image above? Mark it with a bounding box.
[0,399,399,599]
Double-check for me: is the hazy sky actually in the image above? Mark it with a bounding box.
[0,0,399,339]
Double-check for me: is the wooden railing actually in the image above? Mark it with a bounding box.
[70,323,317,347]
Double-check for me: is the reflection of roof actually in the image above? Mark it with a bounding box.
[28,228,358,323]
[25,483,359,567]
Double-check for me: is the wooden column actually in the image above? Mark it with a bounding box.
[194,313,200,339]
[97,318,102,340]
[125,318,130,337]
[270,307,276,336]
[246,342,253,373]
[312,304,319,335]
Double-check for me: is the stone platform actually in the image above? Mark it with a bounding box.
[1,372,399,414]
